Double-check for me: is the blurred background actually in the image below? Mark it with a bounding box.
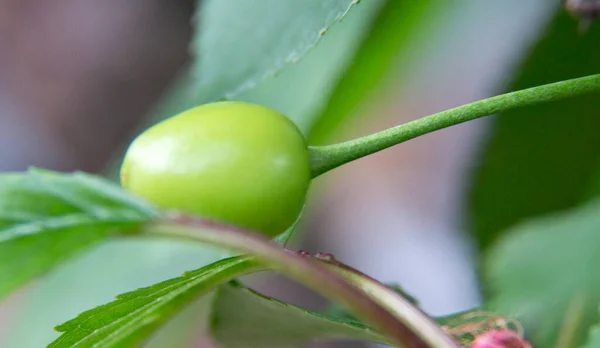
[0,0,592,347]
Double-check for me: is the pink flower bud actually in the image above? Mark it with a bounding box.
[472,330,532,348]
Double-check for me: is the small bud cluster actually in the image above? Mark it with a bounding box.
[443,312,531,348]
[471,330,532,348]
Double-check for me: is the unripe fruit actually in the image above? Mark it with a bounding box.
[121,101,311,237]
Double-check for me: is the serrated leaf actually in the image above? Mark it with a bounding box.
[469,9,600,250]
[7,239,224,348]
[49,215,437,348]
[192,0,359,102]
[43,185,301,347]
[209,281,390,348]
[0,169,156,300]
[49,256,263,348]
[485,199,600,347]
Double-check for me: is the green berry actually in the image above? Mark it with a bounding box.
[121,101,310,237]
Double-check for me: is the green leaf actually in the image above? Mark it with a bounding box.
[49,256,263,348]
[192,0,359,103]
[485,199,600,347]
[51,214,451,348]
[209,281,390,347]
[469,9,600,250]
[7,239,224,348]
[308,0,443,144]
[324,282,419,322]
[583,310,600,348]
[210,281,494,348]
[0,169,155,300]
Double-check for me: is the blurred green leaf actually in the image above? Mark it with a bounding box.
[469,10,600,250]
[0,169,155,300]
[584,311,600,348]
[308,0,441,144]
[209,281,390,347]
[192,0,360,103]
[235,0,384,135]
[7,238,223,348]
[49,257,262,348]
[211,281,493,348]
[485,199,600,347]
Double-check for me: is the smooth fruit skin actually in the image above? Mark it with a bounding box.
[121,101,310,237]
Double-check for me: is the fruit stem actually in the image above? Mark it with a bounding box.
[309,73,600,178]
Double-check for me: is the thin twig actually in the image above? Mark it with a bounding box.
[310,73,600,177]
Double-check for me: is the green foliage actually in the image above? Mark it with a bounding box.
[584,313,600,348]
[324,283,419,322]
[210,281,390,347]
[308,0,440,144]
[7,239,225,348]
[469,9,600,250]
[47,199,446,347]
[234,0,385,136]
[7,2,600,348]
[49,257,262,348]
[485,199,600,347]
[191,0,360,103]
[0,169,156,300]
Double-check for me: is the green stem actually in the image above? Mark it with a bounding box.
[309,73,600,177]
[148,214,458,348]
[318,256,454,347]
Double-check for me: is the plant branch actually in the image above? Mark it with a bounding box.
[313,254,455,348]
[309,73,600,177]
[146,214,458,348]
